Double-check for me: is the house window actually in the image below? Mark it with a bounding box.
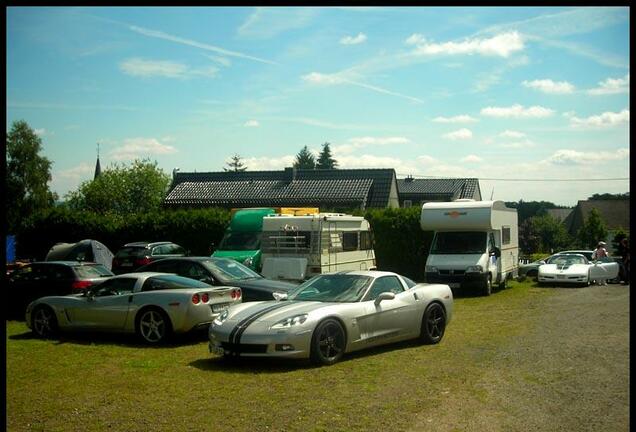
[502,226,511,245]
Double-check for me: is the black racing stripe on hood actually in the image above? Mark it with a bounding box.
[229,302,290,345]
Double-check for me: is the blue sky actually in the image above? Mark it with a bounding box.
[6,6,630,206]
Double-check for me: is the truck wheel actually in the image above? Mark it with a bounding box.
[482,275,492,296]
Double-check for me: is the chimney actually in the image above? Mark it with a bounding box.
[405,175,414,183]
[284,167,297,183]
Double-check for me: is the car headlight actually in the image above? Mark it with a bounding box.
[466,265,483,273]
[243,257,254,267]
[271,314,308,329]
[425,266,438,273]
[213,309,229,325]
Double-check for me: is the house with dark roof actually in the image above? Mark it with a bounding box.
[396,177,482,207]
[164,167,400,210]
[546,208,573,222]
[563,199,630,253]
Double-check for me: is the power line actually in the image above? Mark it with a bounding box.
[396,173,629,182]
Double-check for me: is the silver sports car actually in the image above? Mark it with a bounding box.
[25,272,242,343]
[209,271,453,365]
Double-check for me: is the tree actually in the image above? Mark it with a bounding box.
[577,208,608,249]
[504,199,566,226]
[530,214,574,254]
[293,145,316,169]
[316,142,338,169]
[224,154,247,172]
[6,120,57,232]
[64,159,171,215]
[588,192,630,200]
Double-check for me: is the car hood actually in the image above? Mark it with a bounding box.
[224,300,335,324]
[540,264,588,272]
[223,277,298,293]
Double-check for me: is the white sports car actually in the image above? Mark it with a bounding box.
[25,272,242,343]
[537,254,619,286]
[209,270,453,365]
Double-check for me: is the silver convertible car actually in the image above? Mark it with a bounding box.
[26,272,242,343]
[209,271,453,365]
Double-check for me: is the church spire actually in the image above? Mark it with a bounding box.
[94,142,101,179]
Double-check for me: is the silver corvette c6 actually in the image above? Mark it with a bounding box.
[209,271,453,365]
[25,272,242,344]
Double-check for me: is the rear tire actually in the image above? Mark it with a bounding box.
[136,308,172,344]
[310,319,346,366]
[32,305,58,339]
[419,303,446,344]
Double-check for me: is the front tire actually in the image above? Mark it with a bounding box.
[32,306,58,339]
[310,318,346,366]
[482,275,493,296]
[136,308,172,344]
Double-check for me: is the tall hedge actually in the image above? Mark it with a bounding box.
[16,206,432,281]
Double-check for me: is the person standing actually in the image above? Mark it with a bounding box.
[592,241,609,285]
[618,238,630,285]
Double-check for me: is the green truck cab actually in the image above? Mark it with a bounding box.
[212,208,275,271]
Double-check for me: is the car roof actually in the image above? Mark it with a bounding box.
[122,241,174,248]
[109,271,177,279]
[32,261,104,267]
[324,270,400,278]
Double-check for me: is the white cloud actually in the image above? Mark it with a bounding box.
[432,115,478,123]
[206,55,232,67]
[461,154,483,163]
[443,128,473,140]
[340,32,367,45]
[409,31,524,58]
[129,25,277,65]
[405,33,425,45]
[240,155,296,171]
[244,120,260,127]
[57,162,95,180]
[546,148,629,165]
[34,128,48,136]
[119,58,218,79]
[238,8,317,39]
[481,104,554,118]
[416,155,439,165]
[522,79,575,94]
[109,137,178,161]
[569,109,629,128]
[499,130,526,139]
[333,136,411,155]
[302,72,424,104]
[587,74,630,95]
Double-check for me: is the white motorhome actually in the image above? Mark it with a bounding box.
[260,213,376,282]
[420,200,518,296]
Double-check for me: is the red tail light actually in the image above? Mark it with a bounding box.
[201,293,209,303]
[192,293,200,304]
[72,280,93,292]
[231,289,242,300]
[134,257,151,267]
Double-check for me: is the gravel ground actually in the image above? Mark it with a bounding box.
[410,283,630,432]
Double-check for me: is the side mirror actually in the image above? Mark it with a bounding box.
[490,248,501,258]
[272,292,288,301]
[538,260,546,265]
[374,291,395,306]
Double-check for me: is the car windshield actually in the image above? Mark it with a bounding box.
[217,232,261,251]
[430,231,486,254]
[287,274,373,303]
[547,254,588,265]
[202,258,261,281]
[74,264,113,278]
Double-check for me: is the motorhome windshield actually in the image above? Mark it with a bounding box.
[217,232,261,251]
[431,231,487,254]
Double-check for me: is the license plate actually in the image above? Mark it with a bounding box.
[121,262,133,267]
[557,275,565,279]
[212,303,229,313]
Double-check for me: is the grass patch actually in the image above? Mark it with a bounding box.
[7,280,554,432]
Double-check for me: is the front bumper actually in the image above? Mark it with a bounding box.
[208,322,313,359]
[425,271,488,288]
[538,273,588,284]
